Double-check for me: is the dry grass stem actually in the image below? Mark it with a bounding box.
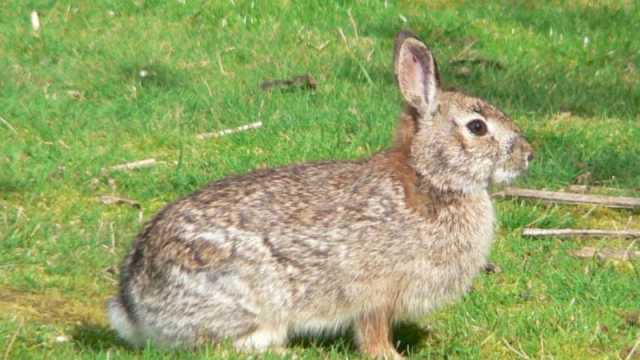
[197,121,262,140]
[494,187,640,209]
[523,228,640,239]
[106,159,160,172]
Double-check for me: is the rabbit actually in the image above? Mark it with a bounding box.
[108,30,533,359]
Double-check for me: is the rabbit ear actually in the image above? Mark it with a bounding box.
[394,32,440,116]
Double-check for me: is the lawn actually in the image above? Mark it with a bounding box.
[1,1,639,359]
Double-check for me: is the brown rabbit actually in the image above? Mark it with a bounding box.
[109,31,533,359]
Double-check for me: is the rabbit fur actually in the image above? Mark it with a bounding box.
[109,31,533,359]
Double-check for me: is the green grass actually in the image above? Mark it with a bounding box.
[1,0,639,358]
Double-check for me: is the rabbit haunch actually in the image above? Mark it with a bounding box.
[109,31,532,359]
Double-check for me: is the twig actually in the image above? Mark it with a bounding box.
[0,116,18,134]
[626,336,640,360]
[99,195,141,209]
[106,159,160,172]
[501,338,531,360]
[523,228,640,239]
[565,184,634,196]
[197,121,262,140]
[570,246,640,261]
[493,187,640,209]
[260,74,317,91]
[99,196,145,224]
[30,11,41,32]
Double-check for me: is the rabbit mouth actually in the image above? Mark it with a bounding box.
[491,167,521,184]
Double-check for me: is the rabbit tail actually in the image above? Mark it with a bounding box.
[108,296,143,346]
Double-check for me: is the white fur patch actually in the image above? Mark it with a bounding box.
[492,168,520,184]
[234,326,287,351]
[197,230,228,245]
[108,298,143,346]
[291,316,353,338]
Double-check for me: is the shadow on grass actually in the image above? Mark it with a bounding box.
[70,321,431,357]
[394,322,432,355]
[71,322,131,351]
[0,178,27,194]
[289,322,430,356]
[120,61,186,90]
[288,330,356,354]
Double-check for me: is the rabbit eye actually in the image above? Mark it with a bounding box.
[466,119,488,136]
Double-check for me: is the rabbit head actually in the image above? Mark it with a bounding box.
[394,31,533,194]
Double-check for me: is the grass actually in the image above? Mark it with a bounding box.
[1,0,639,358]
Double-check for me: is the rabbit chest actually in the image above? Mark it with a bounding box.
[394,188,496,317]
